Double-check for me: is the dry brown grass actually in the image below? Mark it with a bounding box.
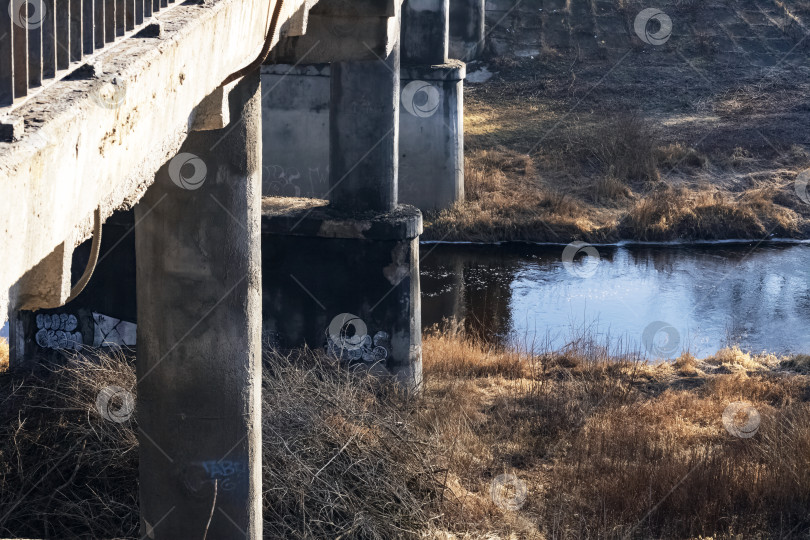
[424,148,598,243]
[0,349,444,539]
[420,329,810,539]
[0,350,138,538]
[425,142,805,243]
[2,334,810,538]
[582,113,661,185]
[619,184,801,241]
[425,111,808,243]
[260,348,442,539]
[0,338,8,373]
[423,13,810,243]
[421,322,528,379]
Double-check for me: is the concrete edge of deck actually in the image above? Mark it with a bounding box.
[0,0,310,320]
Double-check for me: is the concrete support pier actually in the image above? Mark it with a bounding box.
[449,0,486,60]
[262,46,423,389]
[399,63,464,209]
[261,198,423,388]
[260,1,466,211]
[329,53,400,212]
[134,74,263,539]
[400,0,465,210]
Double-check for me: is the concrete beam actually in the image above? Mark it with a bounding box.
[269,0,402,63]
[0,0,315,325]
[191,80,239,132]
[13,240,74,311]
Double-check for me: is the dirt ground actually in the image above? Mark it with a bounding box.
[424,0,810,243]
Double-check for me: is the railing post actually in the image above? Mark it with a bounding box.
[115,0,123,36]
[104,0,114,42]
[125,0,134,30]
[69,0,81,61]
[56,0,70,68]
[27,0,42,88]
[82,0,94,54]
[42,0,56,78]
[0,2,14,106]
[12,9,27,98]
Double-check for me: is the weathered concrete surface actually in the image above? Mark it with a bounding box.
[270,0,402,63]
[262,198,423,388]
[261,64,331,198]
[400,0,464,209]
[399,62,465,210]
[449,0,486,59]
[134,74,263,539]
[191,80,240,132]
[261,61,465,211]
[402,0,449,64]
[0,0,343,327]
[330,47,400,212]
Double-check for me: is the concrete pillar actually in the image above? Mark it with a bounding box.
[449,0,486,60]
[261,41,423,390]
[400,0,465,210]
[260,23,465,212]
[329,45,400,212]
[399,62,465,210]
[402,0,449,65]
[261,64,331,199]
[134,73,262,539]
[261,200,423,389]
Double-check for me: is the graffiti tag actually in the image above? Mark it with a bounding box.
[35,313,83,350]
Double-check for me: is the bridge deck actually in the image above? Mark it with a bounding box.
[0,0,311,319]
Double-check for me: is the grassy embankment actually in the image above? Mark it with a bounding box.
[424,0,810,243]
[1,330,810,538]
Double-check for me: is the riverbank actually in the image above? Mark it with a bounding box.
[1,330,809,538]
[423,0,810,244]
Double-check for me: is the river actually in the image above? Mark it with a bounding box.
[420,241,810,359]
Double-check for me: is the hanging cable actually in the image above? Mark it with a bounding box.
[221,0,286,87]
[62,207,102,305]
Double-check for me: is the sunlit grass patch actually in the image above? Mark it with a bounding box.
[0,338,8,373]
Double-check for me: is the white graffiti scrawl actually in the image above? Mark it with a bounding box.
[35,313,83,350]
[326,313,390,363]
[92,312,136,348]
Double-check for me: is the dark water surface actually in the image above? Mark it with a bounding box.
[420,242,810,358]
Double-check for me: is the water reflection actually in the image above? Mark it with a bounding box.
[420,243,810,358]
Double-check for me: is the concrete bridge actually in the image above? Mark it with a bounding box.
[0,0,484,536]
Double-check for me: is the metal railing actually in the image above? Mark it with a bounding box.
[1,0,175,107]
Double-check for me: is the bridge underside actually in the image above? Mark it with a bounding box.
[0,0,485,536]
